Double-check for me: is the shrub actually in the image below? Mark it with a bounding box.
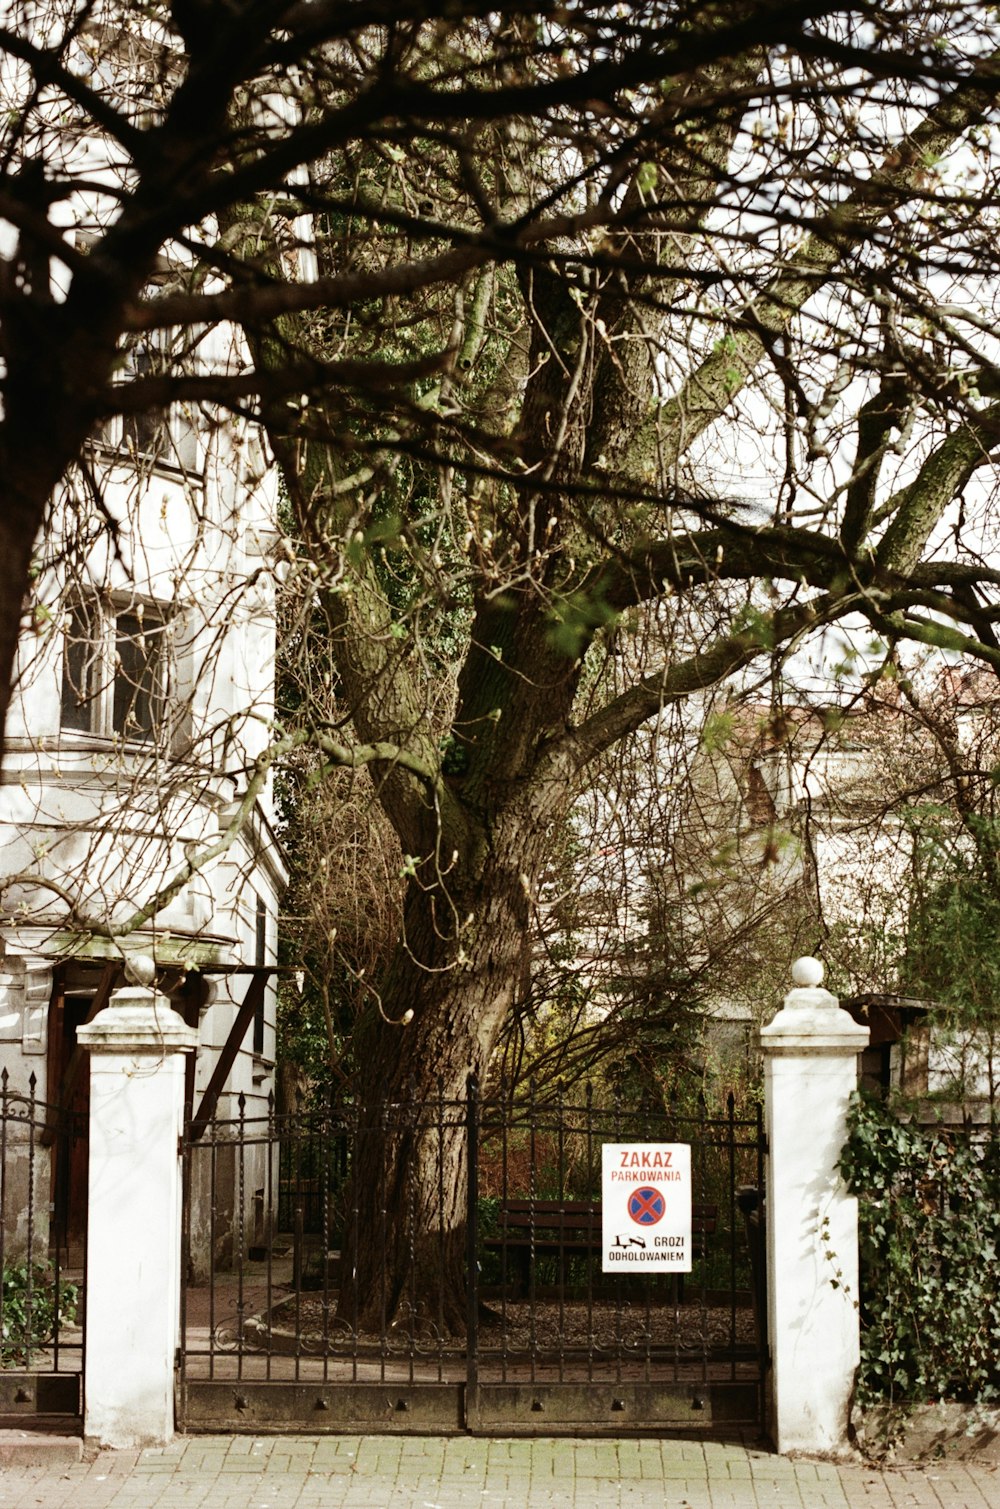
[1,1262,79,1365]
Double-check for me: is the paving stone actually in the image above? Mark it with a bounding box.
[0,1433,998,1507]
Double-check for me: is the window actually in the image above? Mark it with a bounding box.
[122,345,166,459]
[105,339,200,473]
[61,598,168,740]
[253,895,268,1056]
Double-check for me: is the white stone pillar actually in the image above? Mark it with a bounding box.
[760,957,869,1458]
[77,975,198,1449]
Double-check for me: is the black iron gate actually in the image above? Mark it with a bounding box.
[0,1073,86,1432]
[178,1081,766,1436]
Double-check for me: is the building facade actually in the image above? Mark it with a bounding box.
[0,324,287,1268]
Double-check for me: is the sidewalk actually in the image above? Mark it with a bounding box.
[0,1435,997,1508]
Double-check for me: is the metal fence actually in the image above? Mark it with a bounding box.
[180,1079,766,1434]
[0,1072,85,1421]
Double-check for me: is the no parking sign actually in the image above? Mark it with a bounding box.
[601,1143,692,1272]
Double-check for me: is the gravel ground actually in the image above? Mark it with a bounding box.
[261,1293,758,1354]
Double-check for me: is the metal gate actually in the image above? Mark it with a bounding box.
[0,1073,86,1433]
[178,1081,766,1436]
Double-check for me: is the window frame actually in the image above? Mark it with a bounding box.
[60,595,172,743]
[97,335,202,476]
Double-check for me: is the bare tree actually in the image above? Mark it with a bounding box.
[5,2,1000,1326]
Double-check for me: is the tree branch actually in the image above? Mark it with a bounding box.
[876,404,1000,573]
[538,595,840,786]
[0,25,146,157]
[655,49,1000,475]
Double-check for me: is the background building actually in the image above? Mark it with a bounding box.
[0,318,287,1267]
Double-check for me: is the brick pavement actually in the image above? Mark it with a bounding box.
[0,1436,997,1509]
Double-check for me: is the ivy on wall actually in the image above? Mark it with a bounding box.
[839,1093,1000,1408]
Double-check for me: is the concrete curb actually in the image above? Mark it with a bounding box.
[0,1429,82,1466]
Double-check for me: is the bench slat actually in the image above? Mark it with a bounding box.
[486,1198,717,1243]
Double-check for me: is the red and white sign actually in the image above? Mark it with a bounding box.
[601,1143,692,1272]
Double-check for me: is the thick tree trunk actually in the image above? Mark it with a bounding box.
[337,807,548,1335]
[0,495,43,756]
[337,1074,472,1337]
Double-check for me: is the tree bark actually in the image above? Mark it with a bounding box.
[337,800,552,1335]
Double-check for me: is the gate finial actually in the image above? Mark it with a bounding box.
[791,956,824,988]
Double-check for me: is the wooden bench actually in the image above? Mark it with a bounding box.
[483,1198,717,1297]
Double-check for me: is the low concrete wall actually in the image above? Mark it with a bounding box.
[855,1402,1000,1464]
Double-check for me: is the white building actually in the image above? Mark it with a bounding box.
[0,3,293,1269]
[0,323,287,1266]
[685,683,1000,1106]
[552,676,1000,1106]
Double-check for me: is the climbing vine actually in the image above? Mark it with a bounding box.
[839,1093,1000,1411]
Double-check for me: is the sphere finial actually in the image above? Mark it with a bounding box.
[791,956,824,988]
[123,954,157,988]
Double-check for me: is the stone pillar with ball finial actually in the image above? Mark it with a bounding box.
[759,956,869,1457]
[76,955,198,1448]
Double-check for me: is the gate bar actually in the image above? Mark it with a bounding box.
[466,1072,480,1412]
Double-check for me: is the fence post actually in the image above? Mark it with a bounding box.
[760,956,869,1457]
[465,1071,480,1424]
[77,968,198,1448]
